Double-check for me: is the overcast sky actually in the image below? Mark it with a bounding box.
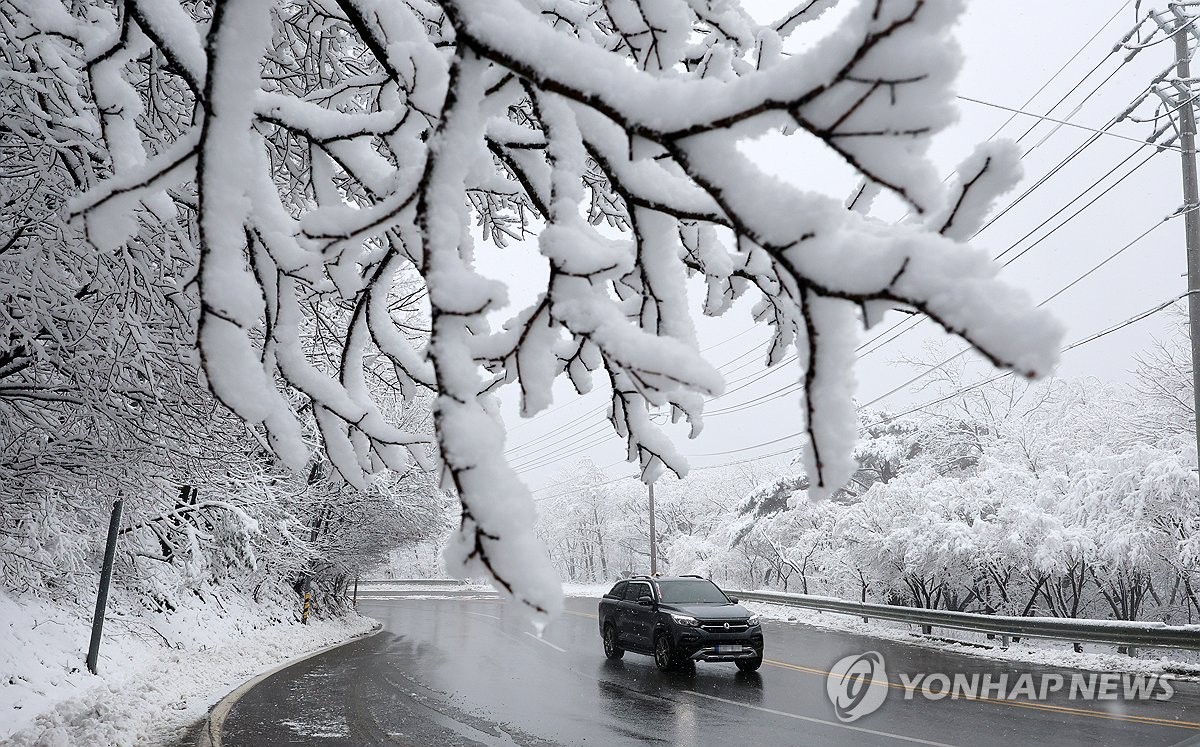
[474,0,1188,494]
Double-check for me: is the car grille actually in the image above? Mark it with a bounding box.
[699,620,748,632]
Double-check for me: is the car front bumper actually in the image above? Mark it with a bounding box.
[688,643,761,661]
[674,628,764,661]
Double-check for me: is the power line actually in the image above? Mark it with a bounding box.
[513,78,1159,465]
[828,42,1163,365]
[508,419,611,467]
[531,288,1187,501]
[532,286,1187,493]
[981,0,1131,143]
[676,291,1186,466]
[514,428,617,473]
[892,7,1140,229]
[1012,45,1138,158]
[852,215,1173,412]
[996,146,1159,265]
[958,95,1182,151]
[851,142,1165,361]
[520,207,1176,468]
[688,206,1189,454]
[681,154,1171,422]
[971,87,1160,241]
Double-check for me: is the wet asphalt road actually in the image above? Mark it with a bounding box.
[220,594,1200,746]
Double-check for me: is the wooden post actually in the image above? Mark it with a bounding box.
[87,499,123,674]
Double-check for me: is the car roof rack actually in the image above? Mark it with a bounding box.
[680,574,704,579]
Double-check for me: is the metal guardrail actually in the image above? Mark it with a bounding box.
[727,589,1200,652]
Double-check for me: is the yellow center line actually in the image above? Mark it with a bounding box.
[764,658,1200,731]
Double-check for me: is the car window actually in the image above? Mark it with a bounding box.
[624,582,651,601]
[608,581,628,599]
[655,579,730,604]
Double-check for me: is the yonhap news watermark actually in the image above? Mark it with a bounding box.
[825,651,1175,722]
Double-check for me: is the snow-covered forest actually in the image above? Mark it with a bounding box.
[539,319,1200,624]
[1,0,452,624]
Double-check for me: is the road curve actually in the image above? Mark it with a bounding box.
[219,594,1200,746]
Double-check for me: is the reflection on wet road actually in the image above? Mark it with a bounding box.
[220,595,1200,746]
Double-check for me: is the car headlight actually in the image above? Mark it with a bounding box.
[747,615,761,626]
[670,613,700,627]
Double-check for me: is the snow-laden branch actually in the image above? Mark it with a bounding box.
[41,0,1061,620]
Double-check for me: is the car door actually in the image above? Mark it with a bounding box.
[622,581,654,650]
[605,581,628,640]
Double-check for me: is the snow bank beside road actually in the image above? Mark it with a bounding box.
[1,591,375,746]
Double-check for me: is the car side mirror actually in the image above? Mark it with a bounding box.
[638,597,653,607]
[727,596,739,604]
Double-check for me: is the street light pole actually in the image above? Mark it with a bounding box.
[648,482,658,575]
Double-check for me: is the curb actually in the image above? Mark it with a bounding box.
[197,622,385,747]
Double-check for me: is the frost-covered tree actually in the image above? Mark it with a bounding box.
[536,460,624,581]
[708,370,1200,625]
[1124,305,1194,442]
[23,0,1062,618]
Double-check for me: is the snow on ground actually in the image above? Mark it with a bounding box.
[562,583,611,598]
[1,590,375,746]
[742,598,1200,678]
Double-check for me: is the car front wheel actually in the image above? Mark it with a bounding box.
[654,634,676,671]
[736,654,763,672]
[602,625,624,660]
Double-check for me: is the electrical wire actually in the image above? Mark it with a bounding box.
[848,140,1166,362]
[980,0,1132,143]
[530,276,1180,500]
[850,215,1174,413]
[517,211,1176,471]
[678,151,1170,422]
[957,95,1183,152]
[676,291,1187,465]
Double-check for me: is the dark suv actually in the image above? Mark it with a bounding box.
[597,575,763,672]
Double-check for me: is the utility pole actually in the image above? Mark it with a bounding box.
[648,482,658,575]
[1173,20,1200,467]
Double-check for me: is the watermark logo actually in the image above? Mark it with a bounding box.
[825,650,1176,722]
[897,671,1175,702]
[826,651,889,722]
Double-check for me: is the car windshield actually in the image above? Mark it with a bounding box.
[655,579,729,604]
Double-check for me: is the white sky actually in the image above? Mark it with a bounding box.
[475,0,1189,494]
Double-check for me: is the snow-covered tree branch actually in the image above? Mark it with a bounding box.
[28,0,1060,618]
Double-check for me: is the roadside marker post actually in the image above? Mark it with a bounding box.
[87,498,124,675]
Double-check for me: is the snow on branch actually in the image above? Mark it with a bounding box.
[47,0,1060,620]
